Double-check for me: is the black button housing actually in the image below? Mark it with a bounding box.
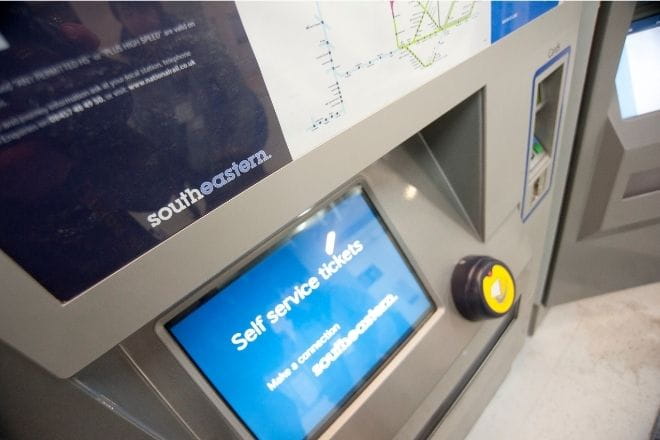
[451,255,516,321]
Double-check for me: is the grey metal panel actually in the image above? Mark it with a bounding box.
[624,167,660,198]
[74,347,198,440]
[120,326,242,440]
[0,342,154,440]
[594,92,660,231]
[578,107,660,237]
[577,119,626,238]
[546,2,660,306]
[427,280,526,440]
[593,123,660,232]
[392,228,535,440]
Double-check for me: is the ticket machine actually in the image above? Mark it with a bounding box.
[0,2,599,439]
[540,2,660,315]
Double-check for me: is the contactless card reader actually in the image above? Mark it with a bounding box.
[451,256,516,321]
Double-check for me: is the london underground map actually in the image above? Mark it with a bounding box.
[238,1,490,158]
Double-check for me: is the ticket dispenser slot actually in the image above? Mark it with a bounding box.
[418,90,485,240]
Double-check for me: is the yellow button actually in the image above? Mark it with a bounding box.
[481,264,515,314]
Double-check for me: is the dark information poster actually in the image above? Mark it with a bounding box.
[0,2,292,301]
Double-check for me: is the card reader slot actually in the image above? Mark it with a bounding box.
[522,51,569,221]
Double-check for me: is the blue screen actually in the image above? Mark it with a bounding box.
[168,187,433,439]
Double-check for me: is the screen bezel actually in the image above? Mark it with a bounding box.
[155,180,437,440]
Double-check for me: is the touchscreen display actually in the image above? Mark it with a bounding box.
[168,187,434,440]
[615,13,660,119]
[0,2,291,301]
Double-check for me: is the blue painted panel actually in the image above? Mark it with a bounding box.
[491,1,559,43]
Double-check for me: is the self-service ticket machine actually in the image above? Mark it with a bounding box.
[539,2,660,315]
[0,2,599,439]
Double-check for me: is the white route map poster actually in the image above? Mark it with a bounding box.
[238,1,490,159]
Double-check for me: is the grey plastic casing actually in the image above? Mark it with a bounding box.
[0,2,594,389]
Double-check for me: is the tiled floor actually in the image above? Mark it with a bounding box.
[466,282,660,440]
